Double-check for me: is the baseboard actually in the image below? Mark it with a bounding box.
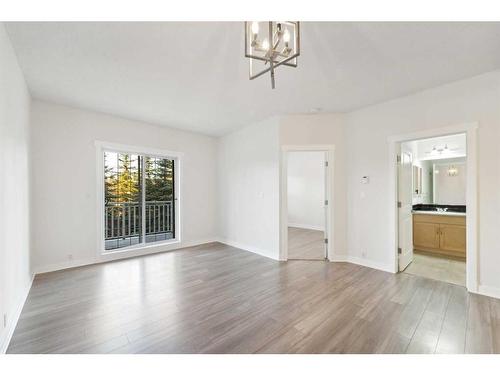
[96,238,218,264]
[329,254,394,273]
[333,259,497,295]
[477,285,500,300]
[223,243,393,272]
[34,238,218,275]
[329,254,349,262]
[0,273,34,354]
[34,257,97,275]
[347,256,395,273]
[216,238,279,261]
[288,223,325,231]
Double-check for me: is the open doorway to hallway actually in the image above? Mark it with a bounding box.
[398,133,467,286]
[286,151,327,260]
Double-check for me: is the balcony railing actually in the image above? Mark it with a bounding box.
[105,200,174,250]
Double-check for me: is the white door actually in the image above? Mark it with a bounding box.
[323,152,328,259]
[398,145,414,271]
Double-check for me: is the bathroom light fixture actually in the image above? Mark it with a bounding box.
[447,165,459,177]
[310,107,322,113]
[426,144,459,156]
[244,21,300,89]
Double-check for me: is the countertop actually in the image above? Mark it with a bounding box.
[412,210,466,217]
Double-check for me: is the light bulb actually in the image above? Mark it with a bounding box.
[262,38,270,50]
[251,22,259,35]
[283,29,290,43]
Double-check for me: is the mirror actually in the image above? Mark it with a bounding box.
[412,157,466,205]
[432,158,466,205]
[412,161,432,204]
[412,165,422,195]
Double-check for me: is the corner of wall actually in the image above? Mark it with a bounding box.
[0,21,35,355]
[0,274,34,354]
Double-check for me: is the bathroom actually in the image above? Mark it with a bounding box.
[400,133,466,286]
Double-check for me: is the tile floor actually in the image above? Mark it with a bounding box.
[403,252,466,286]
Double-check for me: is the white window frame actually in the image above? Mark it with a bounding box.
[95,141,182,261]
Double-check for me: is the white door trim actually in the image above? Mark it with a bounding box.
[388,123,479,293]
[397,148,414,271]
[280,145,335,261]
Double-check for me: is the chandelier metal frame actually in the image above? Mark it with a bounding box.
[244,21,300,89]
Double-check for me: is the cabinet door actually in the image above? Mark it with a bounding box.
[440,224,466,256]
[413,222,440,250]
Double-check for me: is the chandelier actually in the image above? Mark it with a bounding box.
[447,165,459,177]
[244,21,300,89]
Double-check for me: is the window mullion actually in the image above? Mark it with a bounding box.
[141,155,146,244]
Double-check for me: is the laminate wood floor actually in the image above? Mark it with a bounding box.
[7,242,500,354]
[288,227,325,260]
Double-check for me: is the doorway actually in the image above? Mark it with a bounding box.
[398,134,467,286]
[389,123,478,292]
[280,145,334,261]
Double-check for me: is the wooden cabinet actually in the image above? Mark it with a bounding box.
[440,224,467,254]
[413,221,440,250]
[413,214,466,260]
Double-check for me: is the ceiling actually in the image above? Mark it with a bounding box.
[6,22,500,136]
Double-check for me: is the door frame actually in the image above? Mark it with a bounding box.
[279,145,335,261]
[388,123,478,293]
[397,146,414,271]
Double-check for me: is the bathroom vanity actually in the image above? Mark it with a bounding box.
[412,205,466,260]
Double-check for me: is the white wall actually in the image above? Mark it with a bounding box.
[287,151,325,231]
[280,114,347,257]
[217,117,280,259]
[345,70,500,292]
[30,100,218,273]
[0,24,32,352]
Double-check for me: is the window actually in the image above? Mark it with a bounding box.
[102,149,176,251]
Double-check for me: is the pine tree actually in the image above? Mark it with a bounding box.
[116,153,140,203]
[145,157,173,202]
[104,152,140,204]
[104,152,118,204]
